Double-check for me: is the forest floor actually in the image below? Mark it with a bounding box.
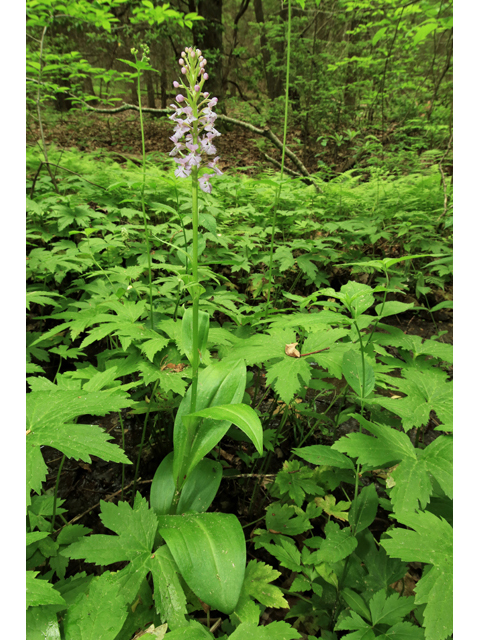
[28,107,452,629]
[27,108,329,177]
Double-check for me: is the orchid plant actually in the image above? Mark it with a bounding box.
[146,46,264,619]
[169,46,222,194]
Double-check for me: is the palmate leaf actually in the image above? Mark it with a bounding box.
[241,560,287,609]
[266,356,312,405]
[308,520,357,563]
[63,494,160,606]
[381,511,452,640]
[26,389,132,503]
[332,415,452,514]
[228,621,302,640]
[224,328,296,366]
[63,494,157,566]
[371,366,452,432]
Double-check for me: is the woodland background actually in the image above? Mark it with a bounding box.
[26,0,453,181]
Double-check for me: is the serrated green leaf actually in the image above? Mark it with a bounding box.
[26,572,66,609]
[342,350,375,398]
[63,572,128,640]
[29,423,131,464]
[266,356,311,405]
[26,606,61,640]
[349,483,378,534]
[371,367,452,432]
[294,444,355,470]
[420,435,453,498]
[150,546,188,630]
[242,560,288,608]
[342,588,371,621]
[274,460,321,506]
[297,254,318,281]
[315,494,351,522]
[224,329,296,366]
[228,621,301,639]
[368,590,415,626]
[265,502,312,536]
[310,521,357,563]
[262,538,302,572]
[376,620,425,639]
[141,336,169,362]
[63,494,156,568]
[381,511,452,640]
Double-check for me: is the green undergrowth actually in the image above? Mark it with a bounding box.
[26,146,453,640]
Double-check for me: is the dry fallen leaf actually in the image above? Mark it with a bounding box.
[285,342,301,358]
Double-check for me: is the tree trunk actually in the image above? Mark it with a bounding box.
[190,0,224,102]
[253,0,283,100]
[146,70,156,108]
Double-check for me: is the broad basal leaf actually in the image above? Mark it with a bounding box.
[184,403,263,455]
[173,359,246,486]
[157,512,246,615]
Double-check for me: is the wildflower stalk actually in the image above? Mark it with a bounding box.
[133,47,154,329]
[168,47,222,413]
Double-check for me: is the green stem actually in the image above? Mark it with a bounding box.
[136,64,154,330]
[118,410,126,500]
[265,0,292,318]
[248,405,290,518]
[190,166,200,414]
[364,268,389,349]
[50,454,66,533]
[132,380,159,499]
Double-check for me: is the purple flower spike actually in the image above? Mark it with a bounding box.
[198,174,213,194]
[170,46,222,192]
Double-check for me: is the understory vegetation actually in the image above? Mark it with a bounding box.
[26,1,453,639]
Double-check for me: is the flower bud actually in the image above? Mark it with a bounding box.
[178,59,183,65]
[203,73,209,80]
[194,85,200,92]
[173,81,180,88]
[176,94,185,102]
[196,48,202,56]
[181,67,187,75]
